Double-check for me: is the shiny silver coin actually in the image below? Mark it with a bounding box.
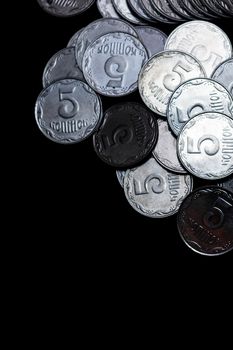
[127,0,153,21]
[67,28,84,48]
[153,119,187,174]
[75,18,138,69]
[135,26,167,58]
[218,176,233,194]
[167,0,194,19]
[177,187,233,256]
[177,112,233,180]
[141,0,174,23]
[112,0,146,24]
[211,58,233,97]
[83,32,148,97]
[151,0,185,21]
[116,170,126,188]
[168,78,233,136]
[37,0,95,17]
[165,21,233,77]
[124,157,193,218]
[139,50,206,116]
[42,47,85,88]
[97,0,120,18]
[35,79,102,144]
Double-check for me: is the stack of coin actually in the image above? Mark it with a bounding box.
[35,1,233,256]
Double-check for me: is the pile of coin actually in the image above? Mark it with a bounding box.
[35,1,233,256]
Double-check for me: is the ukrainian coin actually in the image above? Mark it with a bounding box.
[139,50,205,116]
[124,157,193,218]
[191,0,217,18]
[204,0,229,17]
[167,0,194,20]
[35,79,102,144]
[177,187,233,256]
[93,102,158,167]
[42,47,85,88]
[165,21,233,77]
[83,32,148,97]
[75,18,138,69]
[153,119,187,174]
[180,0,209,19]
[218,176,233,194]
[177,112,233,180]
[67,28,84,48]
[116,170,127,188]
[168,78,233,136]
[112,0,146,24]
[97,0,120,18]
[37,0,95,17]
[127,0,153,21]
[141,0,174,23]
[151,0,185,21]
[211,59,233,97]
[135,26,167,58]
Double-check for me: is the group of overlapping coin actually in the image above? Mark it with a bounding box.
[35,0,233,256]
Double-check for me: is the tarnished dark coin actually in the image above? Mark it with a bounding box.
[42,47,85,88]
[135,26,167,58]
[97,0,120,18]
[217,176,233,194]
[37,0,95,17]
[93,102,158,167]
[177,187,233,256]
[211,59,233,97]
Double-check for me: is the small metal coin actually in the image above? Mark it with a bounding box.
[83,32,148,97]
[35,79,102,144]
[93,102,158,167]
[168,78,233,136]
[75,18,138,70]
[67,28,84,48]
[134,26,167,58]
[177,186,233,256]
[116,170,127,188]
[165,21,233,77]
[167,0,194,20]
[211,59,233,97]
[139,50,206,116]
[37,0,95,17]
[112,0,146,24]
[97,0,120,18]
[42,47,85,88]
[141,0,174,23]
[127,0,153,21]
[177,112,233,180]
[124,157,193,218]
[153,119,187,174]
[151,0,185,21]
[217,176,233,194]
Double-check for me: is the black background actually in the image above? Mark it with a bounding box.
[29,1,233,263]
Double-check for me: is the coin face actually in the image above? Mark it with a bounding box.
[211,59,233,97]
[165,21,233,77]
[37,0,95,17]
[139,50,206,116]
[177,112,233,180]
[124,157,193,218]
[97,0,120,18]
[42,47,85,88]
[168,78,233,136]
[75,18,138,70]
[218,176,233,194]
[135,26,167,58]
[177,187,233,256]
[35,79,102,144]
[93,102,158,167]
[112,0,145,24]
[83,32,148,97]
[153,119,187,173]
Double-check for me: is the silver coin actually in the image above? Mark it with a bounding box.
[139,50,206,116]
[37,0,95,17]
[135,26,167,58]
[168,78,233,136]
[116,170,126,188]
[112,0,146,24]
[177,112,233,180]
[35,79,102,144]
[153,119,187,174]
[97,0,120,18]
[127,0,153,21]
[75,18,138,69]
[83,32,148,97]
[211,58,233,97]
[67,28,84,48]
[42,47,85,88]
[165,21,233,77]
[124,157,193,218]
